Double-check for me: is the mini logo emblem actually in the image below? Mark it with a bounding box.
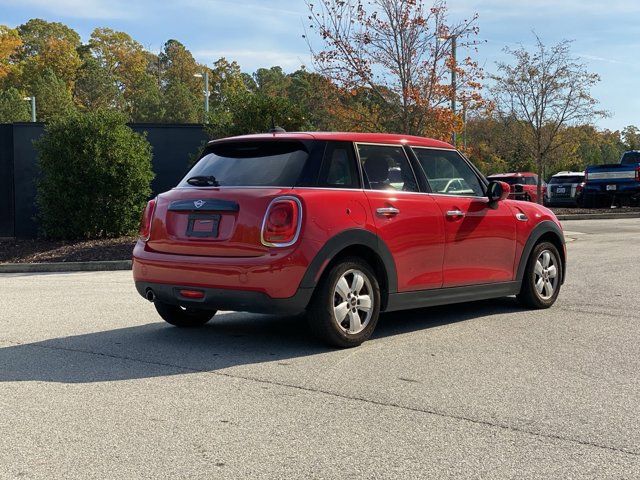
[194,200,205,209]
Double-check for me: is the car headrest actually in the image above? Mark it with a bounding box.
[365,156,389,183]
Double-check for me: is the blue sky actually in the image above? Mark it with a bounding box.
[1,0,638,130]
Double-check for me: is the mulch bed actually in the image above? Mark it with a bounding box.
[0,237,137,264]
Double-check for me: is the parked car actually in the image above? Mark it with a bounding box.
[545,171,585,207]
[133,132,566,347]
[486,172,546,203]
[583,151,640,207]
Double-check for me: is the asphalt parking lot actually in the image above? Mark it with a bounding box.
[1,218,639,479]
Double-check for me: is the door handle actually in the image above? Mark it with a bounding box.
[446,209,465,217]
[376,207,400,217]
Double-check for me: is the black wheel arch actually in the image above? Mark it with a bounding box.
[300,229,397,310]
[516,220,566,285]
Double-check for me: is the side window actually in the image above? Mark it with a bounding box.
[526,176,537,185]
[356,144,419,192]
[412,148,484,197]
[317,141,360,188]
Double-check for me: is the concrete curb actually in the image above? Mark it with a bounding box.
[0,260,132,273]
[557,212,640,221]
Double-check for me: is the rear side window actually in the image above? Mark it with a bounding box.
[357,144,419,192]
[413,148,484,197]
[621,151,640,165]
[317,141,360,188]
[180,141,309,187]
[525,176,537,185]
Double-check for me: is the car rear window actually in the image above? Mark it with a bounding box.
[549,176,584,184]
[488,176,522,186]
[179,141,310,187]
[621,151,640,165]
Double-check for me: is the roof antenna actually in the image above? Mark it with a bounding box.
[268,114,286,133]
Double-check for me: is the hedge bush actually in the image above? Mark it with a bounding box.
[36,109,154,239]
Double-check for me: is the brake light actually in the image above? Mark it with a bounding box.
[139,199,156,241]
[576,182,585,193]
[261,197,301,246]
[636,167,640,181]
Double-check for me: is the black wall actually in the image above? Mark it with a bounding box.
[0,122,209,238]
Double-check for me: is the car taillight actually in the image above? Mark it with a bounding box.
[636,167,640,181]
[576,182,585,193]
[139,199,156,241]
[261,197,301,247]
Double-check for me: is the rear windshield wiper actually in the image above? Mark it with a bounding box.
[187,175,219,187]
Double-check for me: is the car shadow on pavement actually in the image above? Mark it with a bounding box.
[0,297,523,384]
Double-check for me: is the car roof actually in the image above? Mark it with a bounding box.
[551,171,585,177]
[209,131,454,149]
[487,172,536,177]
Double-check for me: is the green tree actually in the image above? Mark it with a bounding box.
[31,69,76,121]
[208,91,308,138]
[36,109,154,238]
[0,87,30,122]
[74,56,121,111]
[159,39,203,122]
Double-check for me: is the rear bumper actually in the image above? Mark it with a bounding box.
[546,196,577,206]
[132,238,321,303]
[584,184,640,197]
[136,281,313,315]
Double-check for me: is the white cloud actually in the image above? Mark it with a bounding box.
[192,48,311,70]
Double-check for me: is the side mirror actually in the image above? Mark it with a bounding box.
[487,180,510,202]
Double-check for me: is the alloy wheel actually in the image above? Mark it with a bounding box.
[534,249,559,300]
[332,269,374,334]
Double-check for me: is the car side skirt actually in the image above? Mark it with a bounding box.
[385,281,520,312]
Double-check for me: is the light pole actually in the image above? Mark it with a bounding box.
[23,96,36,122]
[193,71,210,123]
[439,34,457,146]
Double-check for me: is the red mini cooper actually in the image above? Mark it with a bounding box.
[133,132,565,347]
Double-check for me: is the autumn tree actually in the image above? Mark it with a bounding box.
[0,26,21,80]
[15,19,80,59]
[305,0,483,139]
[491,36,607,202]
[88,28,161,119]
[622,125,640,151]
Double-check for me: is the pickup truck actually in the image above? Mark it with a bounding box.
[583,151,640,207]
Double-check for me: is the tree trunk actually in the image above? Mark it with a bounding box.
[536,156,543,205]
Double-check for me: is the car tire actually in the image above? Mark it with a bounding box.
[154,301,216,327]
[517,241,562,309]
[307,257,381,348]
